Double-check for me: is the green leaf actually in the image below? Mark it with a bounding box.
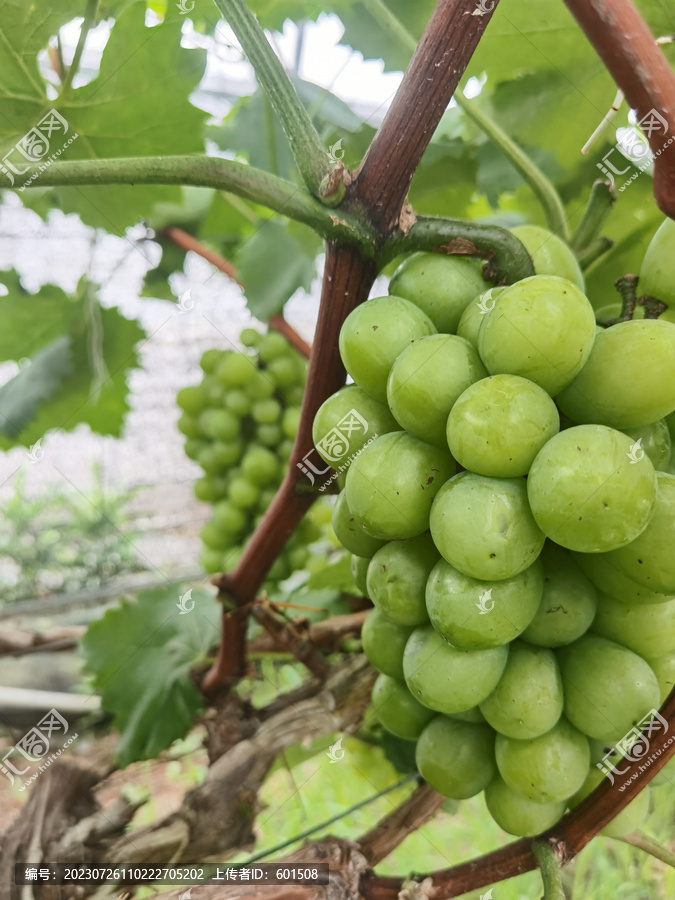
[235,219,316,320]
[0,336,72,437]
[0,271,81,360]
[81,585,221,766]
[306,554,355,592]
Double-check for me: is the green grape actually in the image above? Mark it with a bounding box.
[212,441,243,467]
[366,534,439,626]
[228,476,259,509]
[425,557,543,649]
[312,385,398,466]
[240,327,260,347]
[456,287,506,347]
[200,521,233,550]
[371,674,436,740]
[447,374,559,477]
[557,634,661,742]
[202,375,225,406]
[197,446,223,476]
[386,334,487,447]
[638,217,675,324]
[478,275,596,395]
[569,767,650,836]
[194,476,221,503]
[521,544,597,647]
[198,408,240,441]
[351,554,370,595]
[216,352,256,388]
[415,717,496,799]
[346,432,455,540]
[252,399,281,424]
[225,390,251,416]
[572,551,671,606]
[485,775,566,837]
[177,385,208,416]
[247,372,276,400]
[332,491,386,557]
[622,419,672,471]
[258,331,290,362]
[511,224,585,289]
[591,593,675,659]
[211,501,246,534]
[526,425,656,553]
[267,355,299,388]
[388,252,487,333]
[362,608,413,680]
[557,321,675,428]
[257,424,283,446]
[495,717,590,803]
[282,408,301,439]
[644,650,675,702]
[241,446,279,485]
[184,438,205,461]
[403,625,508,714]
[288,546,308,571]
[201,546,225,573]
[429,472,544,581]
[602,473,675,594]
[177,414,201,439]
[480,641,563,739]
[339,296,437,401]
[200,348,223,373]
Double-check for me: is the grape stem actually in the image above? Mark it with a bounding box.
[533,842,566,900]
[58,0,98,98]
[571,180,617,253]
[638,294,669,319]
[160,226,243,285]
[615,831,675,868]
[576,236,614,272]
[597,273,638,325]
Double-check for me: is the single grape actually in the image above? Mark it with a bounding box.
[198,408,240,442]
[258,331,290,362]
[526,425,656,553]
[388,252,487,333]
[177,385,208,416]
[644,650,675,702]
[425,557,543,649]
[638,217,675,324]
[361,608,414,680]
[602,472,675,594]
[282,408,301,439]
[216,352,256,388]
[371,674,436,740]
[345,432,455,540]
[485,775,566,836]
[228,476,259,509]
[247,372,276,400]
[184,438,205,461]
[478,275,596,395]
[339,296,437,401]
[225,390,251,416]
[386,334,487,447]
[194,476,223,503]
[267,355,299,388]
[211,500,246,535]
[415,717,496,798]
[557,634,661,742]
[177,414,201,439]
[496,717,590,803]
[456,287,506,347]
[557,320,675,428]
[622,419,672,471]
[252,399,281,424]
[480,641,564,739]
[202,375,225,406]
[366,533,439,626]
[403,625,508,714]
[448,374,559,477]
[201,546,225,573]
[200,521,233,550]
[511,224,585,289]
[351,554,370,595]
[199,348,224,374]
[241,446,279,485]
[197,446,223,476]
[312,385,399,466]
[521,543,597,647]
[240,327,260,347]
[212,441,243,467]
[429,472,544,581]
[572,551,671,606]
[591,592,675,659]
[332,490,386,557]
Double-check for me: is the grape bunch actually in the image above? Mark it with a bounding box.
[314,222,675,837]
[177,329,321,583]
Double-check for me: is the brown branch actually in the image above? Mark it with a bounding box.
[361,686,675,899]
[249,611,368,655]
[360,782,444,867]
[250,600,330,679]
[269,314,312,359]
[563,0,675,218]
[202,245,376,694]
[0,625,84,655]
[160,225,243,285]
[350,0,500,234]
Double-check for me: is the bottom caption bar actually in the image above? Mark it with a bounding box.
[15,864,330,886]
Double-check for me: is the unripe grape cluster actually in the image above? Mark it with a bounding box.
[177,329,320,583]
[315,225,675,837]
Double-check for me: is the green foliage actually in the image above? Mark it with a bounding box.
[0,468,144,605]
[81,585,220,766]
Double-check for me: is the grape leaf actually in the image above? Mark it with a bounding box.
[0,271,82,360]
[0,336,72,437]
[81,586,220,766]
